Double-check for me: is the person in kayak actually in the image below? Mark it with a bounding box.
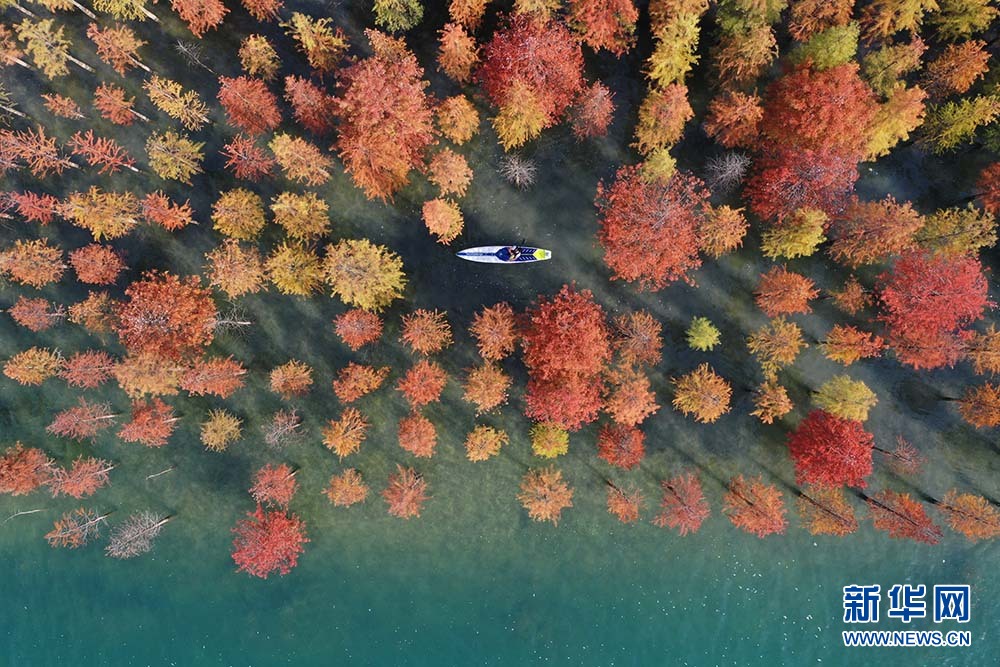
[498,246,523,262]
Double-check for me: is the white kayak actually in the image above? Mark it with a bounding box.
[456,246,552,264]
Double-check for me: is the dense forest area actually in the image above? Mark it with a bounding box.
[1,0,1000,580]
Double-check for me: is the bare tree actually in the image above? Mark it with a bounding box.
[174,41,214,74]
[213,306,253,336]
[263,409,304,449]
[704,152,751,194]
[499,155,537,190]
[105,511,170,559]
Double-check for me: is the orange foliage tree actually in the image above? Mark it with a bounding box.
[118,398,177,447]
[325,468,369,507]
[250,464,298,509]
[170,0,228,37]
[115,272,216,360]
[567,0,637,55]
[4,347,63,386]
[462,363,511,414]
[0,239,65,287]
[605,367,658,426]
[69,244,124,285]
[334,309,383,350]
[401,309,453,354]
[470,302,517,360]
[704,90,763,149]
[60,350,115,388]
[652,472,710,536]
[518,467,574,525]
[284,75,335,135]
[49,457,113,499]
[613,311,662,367]
[797,486,859,536]
[606,482,643,524]
[0,443,52,495]
[9,296,64,332]
[47,398,117,441]
[334,31,435,201]
[269,360,313,398]
[322,407,369,459]
[754,265,820,316]
[937,490,1000,542]
[596,424,645,469]
[397,360,447,408]
[383,464,429,518]
[464,425,508,461]
[672,364,732,424]
[438,22,478,82]
[180,356,246,398]
[723,475,787,538]
[399,413,437,458]
[867,490,942,544]
[218,76,282,135]
[333,363,390,403]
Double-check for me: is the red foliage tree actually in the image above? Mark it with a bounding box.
[115,272,217,360]
[49,456,112,498]
[382,464,429,518]
[141,192,194,232]
[285,75,336,135]
[596,164,709,290]
[47,399,117,441]
[69,244,125,285]
[118,398,178,447]
[93,83,140,125]
[250,463,298,509]
[180,356,246,398]
[977,162,1000,217]
[754,265,819,317]
[786,410,874,488]
[759,63,877,157]
[397,360,447,409]
[477,14,584,132]
[748,63,877,223]
[9,191,60,224]
[398,412,438,458]
[745,146,859,222]
[0,443,52,495]
[8,296,64,332]
[333,309,383,350]
[171,0,229,38]
[334,31,436,201]
[221,135,275,181]
[60,350,115,388]
[570,82,615,140]
[68,130,137,175]
[723,475,788,538]
[522,285,611,430]
[878,252,991,369]
[596,424,645,469]
[867,490,942,545]
[652,472,710,536]
[218,76,282,136]
[567,0,637,55]
[232,505,308,578]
